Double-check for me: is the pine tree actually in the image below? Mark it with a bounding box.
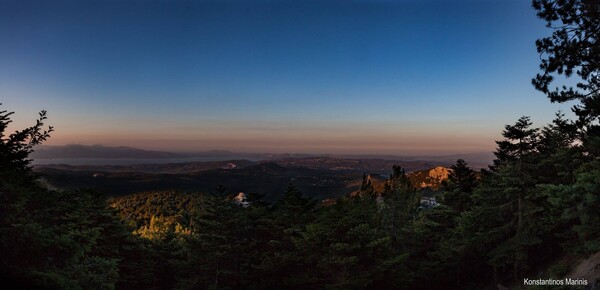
[254,184,316,288]
[492,116,539,171]
[544,159,600,253]
[532,0,600,154]
[295,196,409,289]
[359,172,376,199]
[442,159,477,212]
[0,105,130,289]
[381,165,420,249]
[184,192,239,289]
[464,117,546,282]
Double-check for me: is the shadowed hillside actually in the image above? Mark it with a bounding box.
[36,162,362,202]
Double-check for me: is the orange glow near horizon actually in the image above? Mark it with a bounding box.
[39,124,499,155]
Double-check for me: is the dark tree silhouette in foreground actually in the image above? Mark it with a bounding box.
[532,0,600,140]
[0,105,53,181]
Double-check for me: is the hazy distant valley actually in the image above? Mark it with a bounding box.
[33,145,475,201]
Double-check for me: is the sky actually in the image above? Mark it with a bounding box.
[0,0,576,155]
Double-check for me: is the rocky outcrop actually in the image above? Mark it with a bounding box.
[233,192,251,208]
[408,166,451,190]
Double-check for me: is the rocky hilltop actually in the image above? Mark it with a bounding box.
[349,166,453,197]
[410,166,451,190]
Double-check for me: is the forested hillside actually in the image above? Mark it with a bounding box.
[1,0,599,289]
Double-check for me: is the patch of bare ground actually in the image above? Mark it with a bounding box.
[568,251,600,288]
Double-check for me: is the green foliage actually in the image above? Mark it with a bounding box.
[441,159,477,212]
[380,165,420,249]
[2,105,599,289]
[104,181,422,289]
[0,186,131,289]
[359,173,376,199]
[0,105,156,289]
[492,116,539,171]
[544,159,600,253]
[3,2,600,285]
[0,106,53,177]
[252,184,317,288]
[110,190,203,239]
[532,0,600,131]
[296,197,410,289]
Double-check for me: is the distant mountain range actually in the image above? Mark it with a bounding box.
[32,145,183,159]
[36,160,257,174]
[34,145,494,201]
[35,162,359,201]
[35,162,455,202]
[32,145,494,168]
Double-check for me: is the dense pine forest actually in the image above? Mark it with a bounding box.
[1,0,599,289]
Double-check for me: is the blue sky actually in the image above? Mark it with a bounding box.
[0,0,574,154]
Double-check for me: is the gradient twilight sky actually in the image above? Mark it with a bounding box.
[0,0,575,155]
